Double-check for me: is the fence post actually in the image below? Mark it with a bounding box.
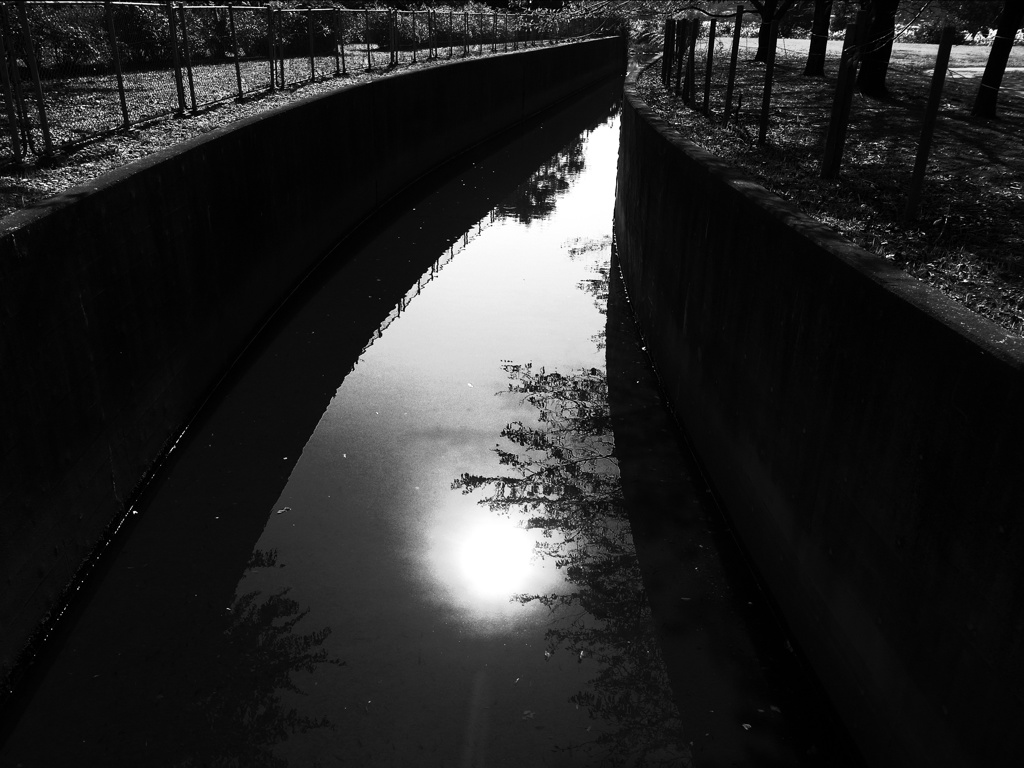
[821,10,868,178]
[15,0,52,154]
[390,9,397,67]
[364,8,370,70]
[703,19,716,116]
[277,9,285,87]
[682,19,697,105]
[177,4,197,111]
[757,20,778,145]
[463,11,468,56]
[722,5,743,126]
[166,1,186,114]
[388,9,394,66]
[412,10,418,64]
[103,0,129,130]
[661,19,673,88]
[0,15,22,161]
[266,4,275,92]
[674,19,685,95]
[307,6,315,82]
[278,9,286,88]
[0,3,29,154]
[228,5,242,99]
[334,8,342,75]
[904,26,954,222]
[492,11,496,53]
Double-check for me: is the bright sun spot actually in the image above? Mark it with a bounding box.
[458,519,535,599]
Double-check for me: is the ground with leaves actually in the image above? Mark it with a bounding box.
[0,48,489,218]
[5,38,1023,335]
[636,38,1024,337]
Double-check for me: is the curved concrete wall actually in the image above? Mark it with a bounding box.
[0,37,626,677]
[614,76,1024,766]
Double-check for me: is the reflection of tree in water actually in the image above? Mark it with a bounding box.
[497,135,588,224]
[453,364,692,767]
[497,97,619,226]
[173,549,344,768]
[567,235,613,349]
[580,261,611,316]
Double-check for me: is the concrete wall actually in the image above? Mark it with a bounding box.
[0,36,626,678]
[614,77,1024,767]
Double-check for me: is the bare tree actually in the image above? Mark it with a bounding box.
[972,0,1024,117]
[856,0,900,97]
[804,0,834,75]
[747,0,801,61]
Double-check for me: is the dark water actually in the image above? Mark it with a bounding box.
[0,80,675,767]
[1,76,860,768]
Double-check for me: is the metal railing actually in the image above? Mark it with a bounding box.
[0,2,605,164]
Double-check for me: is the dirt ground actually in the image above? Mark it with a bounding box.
[636,37,1024,336]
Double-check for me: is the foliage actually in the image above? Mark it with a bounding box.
[900,1,1005,44]
[19,1,560,73]
[171,549,345,768]
[114,5,176,66]
[25,3,109,73]
[232,7,274,57]
[498,135,587,223]
[15,0,619,78]
[453,362,691,766]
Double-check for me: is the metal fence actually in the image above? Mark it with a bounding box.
[0,2,604,164]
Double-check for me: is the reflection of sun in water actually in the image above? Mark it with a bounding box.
[458,519,535,599]
[424,506,562,628]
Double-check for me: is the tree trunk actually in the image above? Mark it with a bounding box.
[752,0,780,62]
[752,0,800,63]
[804,0,833,76]
[972,0,1024,117]
[754,19,772,61]
[856,0,899,98]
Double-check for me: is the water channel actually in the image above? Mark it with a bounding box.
[0,76,861,767]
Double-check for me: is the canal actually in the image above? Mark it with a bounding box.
[0,77,860,767]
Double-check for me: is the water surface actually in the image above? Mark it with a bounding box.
[1,79,687,767]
